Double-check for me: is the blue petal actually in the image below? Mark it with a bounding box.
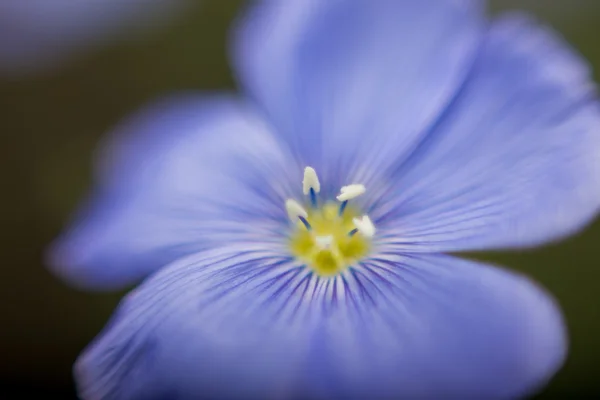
[372,14,600,252]
[76,249,565,399]
[48,95,299,290]
[305,254,566,399]
[75,246,321,400]
[0,0,188,77]
[233,0,485,189]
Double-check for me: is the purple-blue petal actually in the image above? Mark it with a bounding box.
[372,14,600,252]
[302,253,566,399]
[76,249,565,399]
[232,0,485,188]
[0,0,188,77]
[48,95,298,290]
[75,246,319,399]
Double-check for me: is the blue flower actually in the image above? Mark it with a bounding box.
[49,0,600,398]
[0,0,189,77]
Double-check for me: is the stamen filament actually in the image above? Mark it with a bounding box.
[298,216,312,230]
[338,200,348,216]
[310,188,317,208]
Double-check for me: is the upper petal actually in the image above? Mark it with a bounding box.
[48,94,298,290]
[305,254,566,399]
[232,0,485,189]
[373,14,600,252]
[75,248,565,399]
[0,0,189,76]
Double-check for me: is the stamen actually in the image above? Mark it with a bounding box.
[285,199,308,222]
[337,184,365,215]
[303,167,320,207]
[352,215,376,238]
[336,184,366,202]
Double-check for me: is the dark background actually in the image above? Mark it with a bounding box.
[1,1,600,398]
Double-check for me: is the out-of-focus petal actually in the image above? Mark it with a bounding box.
[0,0,189,76]
[75,246,320,400]
[232,0,484,191]
[305,253,566,399]
[48,94,298,290]
[372,14,600,252]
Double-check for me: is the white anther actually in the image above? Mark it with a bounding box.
[352,215,376,238]
[315,235,333,249]
[336,184,366,202]
[303,167,321,195]
[285,199,308,222]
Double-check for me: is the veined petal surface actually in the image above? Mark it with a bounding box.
[75,246,321,400]
[372,14,600,252]
[49,95,298,289]
[77,249,565,399]
[302,253,566,399]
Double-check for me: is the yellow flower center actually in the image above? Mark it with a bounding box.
[289,202,370,276]
[285,167,375,277]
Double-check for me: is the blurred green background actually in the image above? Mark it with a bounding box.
[1,1,600,398]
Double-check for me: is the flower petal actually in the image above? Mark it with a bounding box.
[75,245,321,400]
[0,0,188,76]
[373,14,600,252]
[306,254,566,399]
[232,0,484,189]
[48,94,298,290]
[76,248,565,399]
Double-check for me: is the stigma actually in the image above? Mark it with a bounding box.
[287,167,374,276]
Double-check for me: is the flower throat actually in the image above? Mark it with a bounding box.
[286,167,375,276]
